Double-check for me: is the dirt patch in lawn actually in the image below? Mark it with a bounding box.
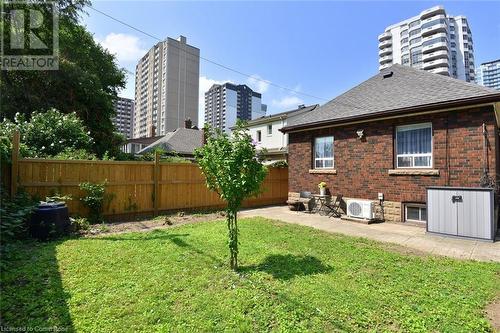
[485,298,500,332]
[85,211,226,236]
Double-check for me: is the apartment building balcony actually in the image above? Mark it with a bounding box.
[420,5,445,20]
[422,58,449,70]
[429,67,450,75]
[422,50,449,62]
[378,32,392,42]
[421,22,447,36]
[423,41,448,54]
[378,47,392,56]
[422,32,447,43]
[379,39,392,49]
[379,55,393,64]
[379,63,392,71]
[421,14,446,25]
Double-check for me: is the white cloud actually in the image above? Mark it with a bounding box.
[246,74,270,94]
[97,33,146,63]
[198,76,232,125]
[271,96,304,110]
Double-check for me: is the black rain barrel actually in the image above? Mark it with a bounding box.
[29,202,70,240]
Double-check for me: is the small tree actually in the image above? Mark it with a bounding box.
[79,181,110,224]
[195,121,267,270]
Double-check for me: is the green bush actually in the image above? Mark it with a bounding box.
[70,217,90,232]
[0,189,38,268]
[270,160,288,168]
[0,135,11,164]
[79,181,110,224]
[53,148,98,160]
[0,189,37,242]
[0,109,94,159]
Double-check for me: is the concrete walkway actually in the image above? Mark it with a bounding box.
[240,206,500,263]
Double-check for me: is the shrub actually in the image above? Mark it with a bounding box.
[53,148,98,160]
[0,109,94,159]
[270,160,288,168]
[0,189,37,242]
[70,217,90,233]
[79,181,110,224]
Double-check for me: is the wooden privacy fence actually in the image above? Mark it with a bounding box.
[11,158,288,217]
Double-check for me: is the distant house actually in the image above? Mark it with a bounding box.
[281,64,500,224]
[138,127,203,158]
[241,104,318,164]
[121,136,164,154]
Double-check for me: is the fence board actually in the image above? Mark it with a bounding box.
[16,159,288,217]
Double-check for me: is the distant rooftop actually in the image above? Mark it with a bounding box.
[138,128,203,155]
[480,59,500,66]
[243,104,319,127]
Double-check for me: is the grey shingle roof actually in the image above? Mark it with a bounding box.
[125,136,165,145]
[285,64,500,131]
[139,128,203,155]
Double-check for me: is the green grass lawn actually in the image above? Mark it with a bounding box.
[1,217,499,332]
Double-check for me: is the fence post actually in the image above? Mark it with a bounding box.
[10,130,20,197]
[154,151,160,216]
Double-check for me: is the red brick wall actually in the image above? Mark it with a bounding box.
[288,106,498,203]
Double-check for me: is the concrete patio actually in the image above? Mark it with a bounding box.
[240,205,500,263]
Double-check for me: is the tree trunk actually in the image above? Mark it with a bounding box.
[226,208,239,270]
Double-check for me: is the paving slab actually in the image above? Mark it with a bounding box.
[239,205,500,263]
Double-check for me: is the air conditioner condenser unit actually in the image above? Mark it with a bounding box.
[346,199,374,220]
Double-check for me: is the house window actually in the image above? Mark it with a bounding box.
[396,123,432,168]
[256,130,262,143]
[405,204,427,223]
[314,136,334,169]
[267,124,272,135]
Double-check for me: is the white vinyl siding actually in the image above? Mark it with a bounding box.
[396,123,432,168]
[314,136,334,169]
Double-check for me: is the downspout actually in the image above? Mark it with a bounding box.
[445,114,450,186]
[280,116,285,149]
[480,123,494,188]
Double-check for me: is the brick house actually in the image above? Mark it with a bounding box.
[281,65,500,224]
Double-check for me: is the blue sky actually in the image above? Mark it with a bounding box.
[84,1,500,123]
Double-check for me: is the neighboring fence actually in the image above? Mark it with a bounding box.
[12,158,288,217]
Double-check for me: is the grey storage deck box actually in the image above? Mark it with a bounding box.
[427,187,497,241]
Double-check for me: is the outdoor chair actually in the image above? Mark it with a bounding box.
[286,191,314,212]
[323,194,343,218]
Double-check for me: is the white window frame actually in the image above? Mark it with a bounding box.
[314,136,334,169]
[256,130,262,143]
[267,124,272,136]
[404,204,427,223]
[396,123,433,169]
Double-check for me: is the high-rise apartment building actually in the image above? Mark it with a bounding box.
[204,83,265,133]
[134,36,200,138]
[476,59,500,90]
[378,6,475,82]
[112,97,134,139]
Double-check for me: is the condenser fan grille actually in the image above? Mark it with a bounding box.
[348,202,362,216]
